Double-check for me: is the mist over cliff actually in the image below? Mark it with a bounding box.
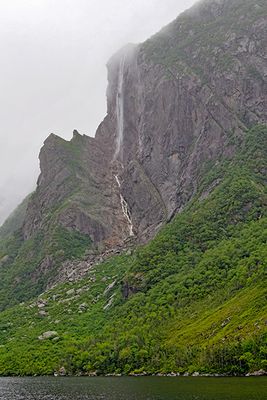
[0,0,196,225]
[21,0,267,248]
[0,0,266,377]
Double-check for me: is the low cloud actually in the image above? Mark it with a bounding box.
[0,0,196,224]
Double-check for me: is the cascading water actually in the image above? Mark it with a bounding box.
[112,56,134,237]
[113,57,125,161]
[114,175,134,237]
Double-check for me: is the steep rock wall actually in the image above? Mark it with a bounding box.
[23,0,267,249]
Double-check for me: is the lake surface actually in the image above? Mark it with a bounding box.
[0,376,266,400]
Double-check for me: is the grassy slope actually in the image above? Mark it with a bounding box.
[0,125,266,376]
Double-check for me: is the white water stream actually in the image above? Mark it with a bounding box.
[113,57,134,237]
[114,174,134,237]
[113,57,125,161]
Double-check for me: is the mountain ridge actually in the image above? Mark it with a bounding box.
[0,0,266,376]
[0,0,266,307]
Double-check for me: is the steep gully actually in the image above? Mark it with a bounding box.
[113,55,135,238]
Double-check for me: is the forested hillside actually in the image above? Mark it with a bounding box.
[0,125,266,376]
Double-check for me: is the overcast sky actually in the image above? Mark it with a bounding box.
[0,0,196,225]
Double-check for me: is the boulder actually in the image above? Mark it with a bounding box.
[38,331,58,340]
[246,369,267,377]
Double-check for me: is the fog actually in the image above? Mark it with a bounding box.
[0,0,196,225]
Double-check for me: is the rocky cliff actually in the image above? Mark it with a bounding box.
[23,0,266,245]
[0,0,266,304]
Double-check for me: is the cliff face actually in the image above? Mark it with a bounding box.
[23,0,266,247]
[0,0,266,374]
[22,131,131,247]
[1,0,265,298]
[106,0,266,240]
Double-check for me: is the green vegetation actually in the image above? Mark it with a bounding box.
[0,0,266,377]
[0,125,266,376]
[0,132,99,310]
[142,0,266,83]
[0,194,31,240]
[0,226,91,310]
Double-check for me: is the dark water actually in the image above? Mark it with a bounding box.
[0,376,266,400]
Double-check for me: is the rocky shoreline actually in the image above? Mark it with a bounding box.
[53,369,267,378]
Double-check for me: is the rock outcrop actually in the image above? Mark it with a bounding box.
[5,0,267,289]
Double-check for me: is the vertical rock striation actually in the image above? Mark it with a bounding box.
[19,0,266,275]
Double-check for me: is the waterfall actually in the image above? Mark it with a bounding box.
[113,57,125,161]
[114,175,134,237]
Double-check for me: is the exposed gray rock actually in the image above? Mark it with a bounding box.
[103,293,116,310]
[246,369,267,376]
[104,280,116,295]
[66,289,75,296]
[37,300,47,308]
[38,331,58,340]
[38,310,47,317]
[16,0,267,289]
[79,303,88,312]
